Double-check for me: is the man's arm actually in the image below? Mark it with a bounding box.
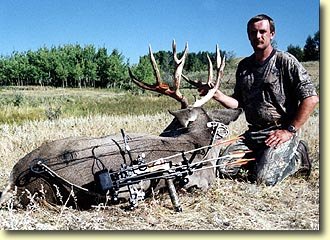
[212,90,239,109]
[265,95,319,148]
[198,85,239,109]
[291,95,319,130]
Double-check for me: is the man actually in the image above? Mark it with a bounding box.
[204,14,319,185]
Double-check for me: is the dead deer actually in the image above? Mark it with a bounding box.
[0,41,242,211]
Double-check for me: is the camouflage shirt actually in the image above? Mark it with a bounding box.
[233,49,317,127]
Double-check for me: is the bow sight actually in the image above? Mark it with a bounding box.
[92,129,194,211]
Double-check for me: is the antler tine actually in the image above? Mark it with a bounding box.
[173,40,188,64]
[192,75,220,108]
[182,45,220,88]
[172,40,188,97]
[128,42,189,109]
[181,74,200,88]
[216,44,226,82]
[192,45,224,108]
[128,68,155,91]
[149,44,162,85]
[128,44,164,91]
[216,44,221,69]
[206,54,213,86]
[128,44,168,94]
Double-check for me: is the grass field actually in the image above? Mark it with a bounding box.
[0,62,320,230]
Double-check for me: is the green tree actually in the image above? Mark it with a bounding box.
[130,55,154,92]
[287,44,304,62]
[95,47,110,88]
[55,61,69,87]
[73,62,84,88]
[154,50,172,82]
[82,45,97,87]
[26,50,44,86]
[186,52,204,72]
[7,53,21,86]
[313,30,320,60]
[107,49,128,88]
[35,47,53,85]
[303,32,319,61]
[0,58,6,85]
[0,58,12,85]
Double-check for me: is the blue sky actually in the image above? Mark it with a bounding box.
[1,0,319,64]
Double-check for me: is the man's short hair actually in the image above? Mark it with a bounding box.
[247,14,275,33]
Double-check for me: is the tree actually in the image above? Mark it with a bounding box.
[313,30,320,60]
[35,47,53,85]
[0,58,12,85]
[55,60,69,87]
[287,44,304,62]
[155,51,171,73]
[0,43,241,89]
[82,45,97,87]
[130,55,154,92]
[0,59,7,85]
[186,52,205,72]
[303,31,319,61]
[107,49,128,89]
[26,50,44,86]
[95,47,110,88]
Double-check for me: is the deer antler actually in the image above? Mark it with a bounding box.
[187,45,226,107]
[129,42,225,109]
[128,40,189,109]
[183,44,225,88]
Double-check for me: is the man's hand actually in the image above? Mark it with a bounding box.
[265,129,294,148]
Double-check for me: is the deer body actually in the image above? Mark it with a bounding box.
[4,107,239,209]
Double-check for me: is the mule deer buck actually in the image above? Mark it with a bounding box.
[0,41,243,211]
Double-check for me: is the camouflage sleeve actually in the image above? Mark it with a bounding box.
[232,60,245,107]
[286,53,318,100]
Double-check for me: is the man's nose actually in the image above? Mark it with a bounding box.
[256,31,262,38]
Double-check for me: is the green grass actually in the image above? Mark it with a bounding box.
[0,88,170,124]
[0,87,224,124]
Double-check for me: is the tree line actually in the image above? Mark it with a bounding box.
[287,30,320,62]
[0,44,235,89]
[0,45,128,89]
[0,30,319,89]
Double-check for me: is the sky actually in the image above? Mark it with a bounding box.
[0,0,320,64]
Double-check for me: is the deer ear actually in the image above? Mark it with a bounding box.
[168,109,188,127]
[168,108,198,128]
[209,108,242,125]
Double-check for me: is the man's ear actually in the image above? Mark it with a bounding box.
[270,31,275,40]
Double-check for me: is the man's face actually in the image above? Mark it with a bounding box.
[248,19,275,52]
